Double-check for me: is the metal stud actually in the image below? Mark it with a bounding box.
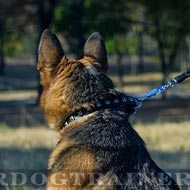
[96,101,102,107]
[129,97,133,102]
[122,97,127,102]
[114,99,119,103]
[105,100,111,105]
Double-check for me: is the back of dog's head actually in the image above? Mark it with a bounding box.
[37,29,114,130]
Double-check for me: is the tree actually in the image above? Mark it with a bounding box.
[35,0,58,99]
[142,0,190,88]
[54,0,130,56]
[54,0,85,57]
[54,0,133,88]
[0,0,58,100]
[36,0,57,42]
[0,0,37,75]
[0,16,4,75]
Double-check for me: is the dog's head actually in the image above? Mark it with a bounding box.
[37,29,114,130]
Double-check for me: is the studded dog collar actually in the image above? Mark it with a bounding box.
[64,95,140,126]
[64,68,190,126]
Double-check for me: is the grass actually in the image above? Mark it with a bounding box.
[0,90,37,101]
[1,121,189,152]
[0,68,190,188]
[1,72,190,101]
[135,121,190,152]
[0,61,189,189]
[0,121,190,171]
[115,72,190,86]
[111,72,190,93]
[0,125,57,149]
[135,121,190,170]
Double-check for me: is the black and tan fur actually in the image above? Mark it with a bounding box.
[37,29,179,190]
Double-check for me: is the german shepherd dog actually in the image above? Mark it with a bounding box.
[37,29,179,190]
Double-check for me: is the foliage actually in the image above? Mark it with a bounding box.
[1,0,190,76]
[54,0,131,55]
[141,0,190,71]
[107,34,138,55]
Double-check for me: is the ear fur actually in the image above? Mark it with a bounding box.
[84,32,108,72]
[38,29,64,68]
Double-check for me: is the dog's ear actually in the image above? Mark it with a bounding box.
[38,29,64,69]
[84,32,108,73]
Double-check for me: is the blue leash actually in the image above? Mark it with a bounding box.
[134,69,190,111]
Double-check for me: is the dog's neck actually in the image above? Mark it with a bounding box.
[63,95,138,127]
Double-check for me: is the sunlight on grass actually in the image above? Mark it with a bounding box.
[0,90,37,101]
[0,125,58,149]
[111,72,190,93]
[0,121,189,152]
[135,121,190,152]
[135,121,190,169]
[0,121,190,170]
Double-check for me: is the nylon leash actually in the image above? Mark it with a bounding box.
[135,69,190,111]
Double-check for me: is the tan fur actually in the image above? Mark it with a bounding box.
[37,30,117,189]
[39,57,74,130]
[48,138,77,170]
[47,147,99,190]
[49,112,95,169]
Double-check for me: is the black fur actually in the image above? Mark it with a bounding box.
[68,109,179,189]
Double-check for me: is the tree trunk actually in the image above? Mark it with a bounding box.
[0,19,5,76]
[36,0,57,103]
[38,0,56,34]
[72,0,85,58]
[137,31,144,73]
[116,52,124,89]
[155,27,168,99]
[168,35,184,71]
[0,36,4,76]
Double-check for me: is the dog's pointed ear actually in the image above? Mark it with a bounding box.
[84,32,108,72]
[38,29,64,68]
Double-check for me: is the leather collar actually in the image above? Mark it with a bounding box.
[64,95,139,126]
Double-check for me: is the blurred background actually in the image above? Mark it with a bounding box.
[0,0,190,189]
